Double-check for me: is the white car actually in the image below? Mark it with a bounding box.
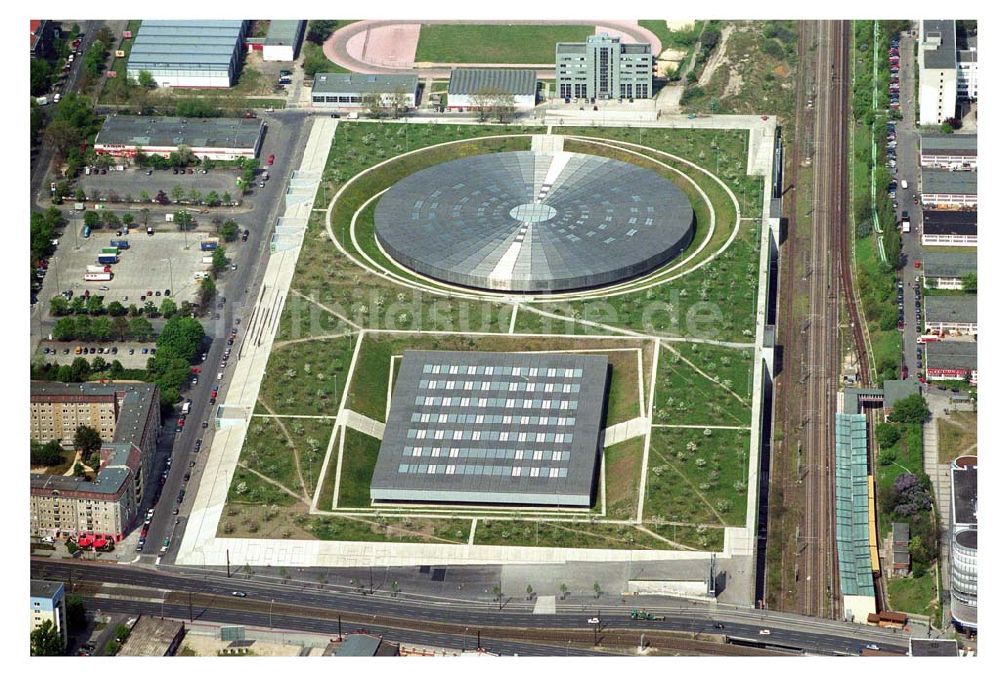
[587,617,600,625]
[758,629,771,636]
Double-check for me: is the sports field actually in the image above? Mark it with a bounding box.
[414,24,594,64]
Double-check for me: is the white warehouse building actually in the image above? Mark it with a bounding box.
[94,116,265,161]
[918,20,958,126]
[127,20,248,89]
[446,68,538,113]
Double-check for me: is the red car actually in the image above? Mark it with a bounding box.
[178,418,186,428]
[267,154,275,165]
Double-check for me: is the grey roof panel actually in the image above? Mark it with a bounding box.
[128,21,244,72]
[95,116,263,151]
[922,210,977,235]
[265,20,305,46]
[374,150,694,292]
[951,460,977,526]
[920,134,977,155]
[312,73,419,95]
[922,20,957,69]
[449,68,537,96]
[926,340,977,370]
[925,295,977,324]
[921,251,977,278]
[371,350,608,507]
[922,168,977,195]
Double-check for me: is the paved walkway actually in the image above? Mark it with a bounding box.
[176,117,339,566]
[342,409,386,439]
[603,417,649,446]
[922,392,953,591]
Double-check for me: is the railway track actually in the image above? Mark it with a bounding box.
[771,21,855,619]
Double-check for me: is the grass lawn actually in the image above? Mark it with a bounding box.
[414,24,593,64]
[644,427,750,527]
[654,346,751,427]
[474,518,677,550]
[875,423,923,527]
[315,428,341,510]
[604,437,645,520]
[671,342,755,402]
[308,514,471,544]
[226,466,300,508]
[638,21,702,51]
[937,411,977,463]
[256,334,356,416]
[888,570,939,617]
[344,333,647,426]
[336,429,382,508]
[647,523,726,551]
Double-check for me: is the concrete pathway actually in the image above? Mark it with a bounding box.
[342,409,386,439]
[603,416,649,446]
[922,392,954,592]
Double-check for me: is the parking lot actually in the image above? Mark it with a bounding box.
[76,166,240,203]
[37,342,158,369]
[46,230,225,307]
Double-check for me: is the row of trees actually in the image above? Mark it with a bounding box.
[470,88,517,123]
[31,208,65,265]
[31,355,145,385]
[147,315,207,406]
[50,294,185,319]
[51,314,155,342]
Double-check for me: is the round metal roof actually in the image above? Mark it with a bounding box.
[374,150,695,292]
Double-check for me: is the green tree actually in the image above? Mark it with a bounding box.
[128,316,154,341]
[170,185,185,203]
[219,220,239,242]
[66,595,87,632]
[160,298,177,319]
[49,296,70,316]
[104,212,121,229]
[30,439,64,466]
[107,301,126,316]
[91,356,107,372]
[83,211,102,229]
[138,70,155,88]
[74,425,102,458]
[875,422,901,449]
[69,356,91,381]
[212,246,228,272]
[156,316,206,363]
[52,317,75,340]
[121,212,135,226]
[306,19,339,43]
[188,187,202,204]
[86,294,105,316]
[961,272,977,292]
[73,461,86,477]
[222,191,232,204]
[205,190,221,207]
[302,42,332,78]
[174,210,194,231]
[112,315,129,341]
[31,58,53,97]
[888,394,931,424]
[199,275,217,308]
[30,619,65,656]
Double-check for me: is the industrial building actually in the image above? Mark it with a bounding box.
[919,134,977,170]
[127,20,248,88]
[918,20,958,125]
[335,634,400,657]
[246,20,306,61]
[556,33,653,101]
[909,638,959,657]
[94,115,265,161]
[921,210,977,247]
[920,252,977,289]
[371,351,609,507]
[30,382,161,541]
[117,616,186,656]
[374,150,694,292]
[446,68,538,113]
[30,580,67,646]
[924,295,977,336]
[925,340,977,385]
[310,73,419,110]
[950,456,977,632]
[920,168,977,208]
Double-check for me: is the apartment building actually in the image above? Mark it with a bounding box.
[30,580,67,647]
[30,382,160,541]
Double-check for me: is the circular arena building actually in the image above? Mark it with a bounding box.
[374,150,695,293]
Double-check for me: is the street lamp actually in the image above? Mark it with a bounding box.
[269,598,274,628]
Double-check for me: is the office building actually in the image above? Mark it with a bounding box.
[919,134,976,170]
[921,210,976,247]
[310,73,419,110]
[556,33,653,101]
[950,456,977,631]
[94,116,265,161]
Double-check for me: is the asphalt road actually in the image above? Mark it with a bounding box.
[33,560,912,656]
[141,111,315,563]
